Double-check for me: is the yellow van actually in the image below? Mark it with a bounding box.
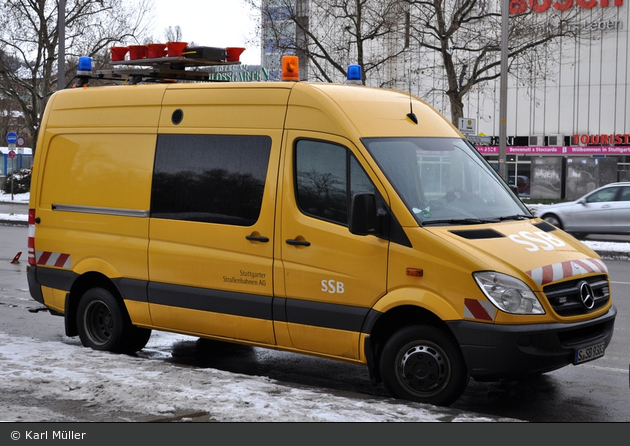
[27,56,616,406]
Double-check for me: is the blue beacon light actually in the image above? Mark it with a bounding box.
[347,64,362,85]
[76,56,92,87]
[77,56,92,74]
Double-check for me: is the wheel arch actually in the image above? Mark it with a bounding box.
[541,212,564,230]
[363,304,461,385]
[65,272,125,337]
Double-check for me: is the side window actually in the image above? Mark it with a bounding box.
[151,134,271,226]
[619,187,630,202]
[586,187,618,203]
[295,139,374,225]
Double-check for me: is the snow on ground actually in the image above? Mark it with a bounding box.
[0,192,29,204]
[0,194,624,422]
[0,331,516,422]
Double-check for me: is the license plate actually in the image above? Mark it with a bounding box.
[574,342,606,365]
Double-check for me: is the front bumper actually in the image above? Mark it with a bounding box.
[446,305,617,381]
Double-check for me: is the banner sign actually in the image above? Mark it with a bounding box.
[475,145,630,155]
[510,0,624,14]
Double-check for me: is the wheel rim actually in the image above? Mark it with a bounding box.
[544,216,560,227]
[84,300,114,346]
[395,341,451,398]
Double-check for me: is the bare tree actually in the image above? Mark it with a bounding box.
[0,0,153,152]
[162,25,184,44]
[249,0,409,84]
[247,1,619,125]
[402,0,602,124]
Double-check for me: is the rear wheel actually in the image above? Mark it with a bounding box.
[379,325,469,406]
[76,287,151,353]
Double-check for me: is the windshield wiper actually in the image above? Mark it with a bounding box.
[422,218,497,226]
[498,214,532,221]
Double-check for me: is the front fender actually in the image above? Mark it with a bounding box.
[371,287,461,321]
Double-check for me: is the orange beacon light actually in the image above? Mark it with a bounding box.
[281,56,299,81]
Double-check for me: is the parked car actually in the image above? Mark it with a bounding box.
[536,182,630,236]
[508,175,530,195]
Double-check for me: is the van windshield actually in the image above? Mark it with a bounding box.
[362,137,531,225]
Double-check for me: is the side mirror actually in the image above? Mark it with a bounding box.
[349,192,380,235]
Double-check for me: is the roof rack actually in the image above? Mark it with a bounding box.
[94,45,245,84]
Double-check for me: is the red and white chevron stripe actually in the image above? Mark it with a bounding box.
[464,298,495,321]
[36,251,71,269]
[526,258,608,286]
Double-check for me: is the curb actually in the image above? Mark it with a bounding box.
[0,220,27,227]
[594,251,630,261]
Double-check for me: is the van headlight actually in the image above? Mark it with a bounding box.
[473,272,545,315]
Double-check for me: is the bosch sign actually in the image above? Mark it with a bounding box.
[510,0,623,14]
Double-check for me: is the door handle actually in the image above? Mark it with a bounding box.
[286,239,311,247]
[246,235,270,242]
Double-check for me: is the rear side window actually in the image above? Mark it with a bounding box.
[619,187,630,201]
[151,134,272,226]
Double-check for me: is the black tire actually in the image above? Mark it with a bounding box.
[124,325,152,353]
[379,325,469,406]
[76,287,151,354]
[542,213,563,229]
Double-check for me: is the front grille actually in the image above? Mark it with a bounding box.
[543,275,609,317]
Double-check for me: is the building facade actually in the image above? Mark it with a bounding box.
[260,1,630,198]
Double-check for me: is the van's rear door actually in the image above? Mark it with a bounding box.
[147,132,281,344]
[146,84,291,344]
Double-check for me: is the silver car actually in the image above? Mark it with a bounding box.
[537,182,630,236]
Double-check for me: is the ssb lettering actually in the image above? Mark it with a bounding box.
[321,279,345,294]
[509,231,567,252]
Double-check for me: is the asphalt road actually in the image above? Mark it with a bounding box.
[0,224,628,422]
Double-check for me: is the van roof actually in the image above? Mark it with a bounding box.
[45,81,462,139]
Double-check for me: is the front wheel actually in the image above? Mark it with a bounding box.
[76,287,151,354]
[379,325,469,406]
[542,213,563,229]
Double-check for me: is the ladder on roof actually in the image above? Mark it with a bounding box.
[95,46,243,84]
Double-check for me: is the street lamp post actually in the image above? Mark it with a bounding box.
[499,0,509,180]
[58,0,65,90]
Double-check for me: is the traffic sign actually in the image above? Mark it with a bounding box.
[16,137,25,147]
[6,132,18,144]
[8,150,16,159]
[468,135,493,144]
[458,118,476,135]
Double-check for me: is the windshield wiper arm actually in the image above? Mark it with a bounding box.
[498,214,532,221]
[422,218,494,226]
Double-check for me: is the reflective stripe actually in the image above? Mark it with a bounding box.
[526,258,608,286]
[464,298,495,321]
[36,251,71,269]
